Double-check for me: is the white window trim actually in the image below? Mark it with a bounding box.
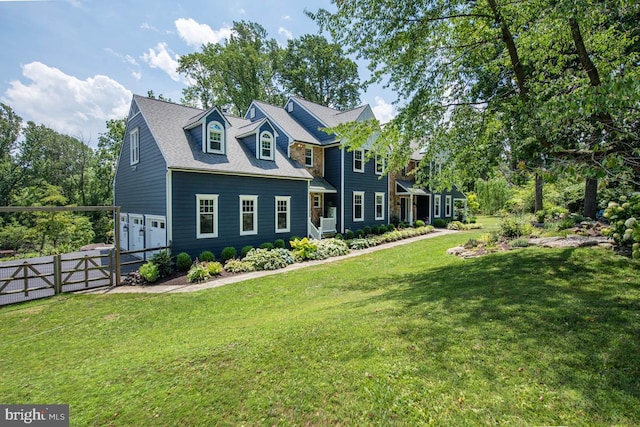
[196,194,219,239]
[375,192,385,220]
[445,195,452,217]
[130,128,139,165]
[313,194,321,209]
[207,121,225,154]
[275,196,291,233]
[353,191,364,222]
[375,155,384,175]
[259,131,274,160]
[353,149,364,173]
[240,195,258,236]
[304,147,313,167]
[434,195,442,218]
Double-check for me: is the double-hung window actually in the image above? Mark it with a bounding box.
[240,195,258,235]
[196,194,218,238]
[353,191,364,222]
[353,149,364,172]
[445,195,452,217]
[375,155,384,175]
[275,196,290,233]
[304,147,313,167]
[375,192,385,220]
[130,128,139,165]
[434,195,441,217]
[260,131,274,160]
[207,121,224,154]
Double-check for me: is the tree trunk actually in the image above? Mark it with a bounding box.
[534,173,543,213]
[583,177,598,219]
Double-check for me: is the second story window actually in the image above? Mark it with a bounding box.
[260,131,274,160]
[305,147,313,167]
[130,128,139,165]
[375,155,384,175]
[207,121,225,154]
[353,149,364,173]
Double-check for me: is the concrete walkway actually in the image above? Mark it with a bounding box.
[83,229,458,295]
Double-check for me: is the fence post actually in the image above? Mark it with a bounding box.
[84,255,89,288]
[23,262,28,297]
[53,255,62,294]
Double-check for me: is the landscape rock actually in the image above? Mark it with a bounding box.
[528,235,611,248]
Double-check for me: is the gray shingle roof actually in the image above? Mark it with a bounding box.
[251,100,320,145]
[291,96,369,128]
[133,95,312,181]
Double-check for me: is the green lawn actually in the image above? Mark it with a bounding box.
[1,224,639,426]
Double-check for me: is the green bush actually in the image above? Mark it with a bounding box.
[289,237,318,261]
[260,242,274,250]
[150,251,173,278]
[363,226,372,236]
[224,259,255,273]
[345,230,355,240]
[447,221,465,230]
[499,217,523,239]
[274,239,285,249]
[372,226,380,235]
[602,195,640,259]
[198,250,215,262]
[433,218,447,228]
[314,238,350,260]
[204,261,222,276]
[139,262,159,283]
[349,238,374,250]
[510,238,530,248]
[334,233,343,240]
[176,252,192,272]
[356,229,365,238]
[414,220,425,227]
[241,245,254,257]
[187,263,209,283]
[243,248,289,270]
[220,247,237,262]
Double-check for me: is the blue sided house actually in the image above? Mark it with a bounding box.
[114,95,389,259]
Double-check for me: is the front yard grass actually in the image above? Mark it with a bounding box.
[1,228,639,426]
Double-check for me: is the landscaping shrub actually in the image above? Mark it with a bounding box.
[356,229,365,238]
[187,262,209,283]
[273,239,285,249]
[334,233,343,240]
[224,259,255,273]
[198,250,215,262]
[243,248,289,270]
[241,245,254,257]
[150,250,173,278]
[510,238,530,248]
[289,237,318,261]
[447,221,465,230]
[274,248,295,265]
[363,226,372,236]
[372,226,380,235]
[433,218,447,228]
[204,261,222,276]
[176,252,192,272]
[345,230,355,240]
[220,246,237,262]
[499,217,524,239]
[260,242,274,250]
[139,262,159,283]
[603,194,640,259]
[314,238,350,259]
[414,219,425,227]
[348,238,373,250]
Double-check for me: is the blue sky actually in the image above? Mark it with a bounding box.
[0,0,396,146]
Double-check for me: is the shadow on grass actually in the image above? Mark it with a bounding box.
[348,248,640,402]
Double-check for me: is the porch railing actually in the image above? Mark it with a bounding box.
[308,220,321,240]
[320,217,336,234]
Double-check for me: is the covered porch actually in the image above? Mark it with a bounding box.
[308,176,338,239]
[395,180,431,225]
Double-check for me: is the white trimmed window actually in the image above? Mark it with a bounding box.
[305,147,313,167]
[313,194,321,209]
[240,195,258,235]
[434,195,442,217]
[207,121,225,154]
[130,128,139,165]
[353,149,364,173]
[375,155,384,175]
[445,195,452,217]
[375,192,385,220]
[260,131,274,160]
[275,196,291,233]
[353,191,364,222]
[197,194,218,238]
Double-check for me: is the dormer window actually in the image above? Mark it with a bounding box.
[260,131,274,160]
[207,121,225,154]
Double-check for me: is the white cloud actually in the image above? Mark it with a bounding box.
[278,27,293,40]
[372,96,396,124]
[282,15,291,20]
[175,18,232,47]
[2,62,131,142]
[105,48,139,66]
[141,42,181,82]
[140,22,159,32]
[238,8,246,15]
[131,70,142,80]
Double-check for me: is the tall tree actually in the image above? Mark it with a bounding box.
[279,34,362,109]
[178,21,284,114]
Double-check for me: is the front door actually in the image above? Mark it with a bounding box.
[145,215,167,257]
[400,198,409,223]
[129,214,144,257]
[119,213,129,251]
